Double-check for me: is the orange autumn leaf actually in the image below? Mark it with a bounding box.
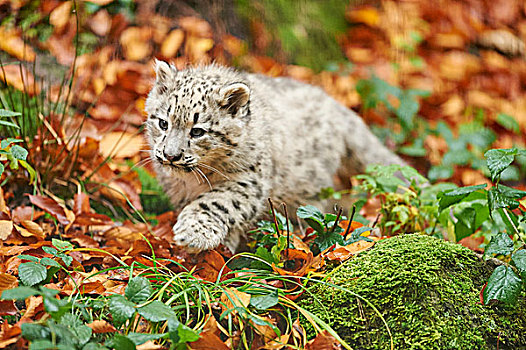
[87,320,117,333]
[0,220,13,240]
[0,273,17,293]
[0,28,36,61]
[161,29,185,58]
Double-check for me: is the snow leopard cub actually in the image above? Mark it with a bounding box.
[145,60,405,253]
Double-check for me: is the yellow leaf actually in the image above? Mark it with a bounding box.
[161,29,185,58]
[0,220,13,240]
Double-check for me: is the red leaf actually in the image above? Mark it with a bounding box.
[0,300,18,316]
[28,195,70,225]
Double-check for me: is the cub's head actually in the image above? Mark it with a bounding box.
[144,60,251,173]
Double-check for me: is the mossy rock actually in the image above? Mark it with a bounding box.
[299,234,526,350]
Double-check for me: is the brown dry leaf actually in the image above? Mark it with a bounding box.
[0,220,13,240]
[347,6,380,27]
[49,1,72,32]
[0,273,17,292]
[20,296,43,323]
[0,300,17,316]
[326,239,376,262]
[186,36,214,61]
[0,28,36,61]
[120,26,153,61]
[0,64,39,93]
[87,320,117,333]
[100,179,143,211]
[90,9,112,36]
[0,187,7,215]
[28,195,70,225]
[178,17,213,37]
[189,331,229,350]
[220,287,250,311]
[305,330,341,350]
[103,226,142,242]
[137,341,164,350]
[19,221,45,239]
[99,132,145,159]
[161,29,185,58]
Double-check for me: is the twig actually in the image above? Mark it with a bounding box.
[283,203,290,259]
[331,207,343,233]
[268,198,280,237]
[344,205,357,240]
[372,213,381,229]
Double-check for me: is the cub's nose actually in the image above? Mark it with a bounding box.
[164,151,183,162]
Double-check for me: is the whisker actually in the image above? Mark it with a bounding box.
[198,163,230,180]
[190,168,202,184]
[195,167,213,190]
[130,157,152,170]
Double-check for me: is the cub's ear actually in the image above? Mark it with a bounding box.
[154,59,175,85]
[217,83,250,114]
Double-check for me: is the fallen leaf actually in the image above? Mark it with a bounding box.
[0,220,13,240]
[0,273,18,292]
[0,300,17,316]
[49,1,72,32]
[161,29,185,58]
[87,320,117,333]
[120,26,153,61]
[0,28,36,61]
[305,330,340,349]
[28,195,70,225]
[220,287,250,311]
[99,132,145,159]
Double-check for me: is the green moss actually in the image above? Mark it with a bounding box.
[299,235,526,350]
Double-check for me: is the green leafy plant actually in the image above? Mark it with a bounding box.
[437,148,526,304]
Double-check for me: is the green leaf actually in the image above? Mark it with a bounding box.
[0,163,3,177]
[106,334,136,350]
[488,186,526,214]
[40,257,61,268]
[437,184,487,211]
[137,300,175,322]
[61,314,92,345]
[345,226,374,244]
[314,231,344,252]
[52,239,74,251]
[10,144,28,161]
[127,332,166,345]
[297,205,325,233]
[255,246,277,264]
[43,296,70,319]
[57,252,73,267]
[42,246,58,256]
[21,323,51,341]
[18,262,47,286]
[109,295,136,325]
[125,277,152,303]
[485,148,518,182]
[511,250,526,277]
[496,113,520,134]
[19,159,36,184]
[177,324,200,343]
[484,232,514,258]
[0,138,23,149]
[250,290,279,310]
[454,207,477,242]
[17,254,40,262]
[483,265,522,305]
[0,108,21,117]
[442,149,472,166]
[0,120,20,128]
[1,286,40,300]
[428,165,453,181]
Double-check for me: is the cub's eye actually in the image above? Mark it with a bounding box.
[190,127,205,138]
[158,119,168,131]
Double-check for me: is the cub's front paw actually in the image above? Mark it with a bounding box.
[172,215,224,253]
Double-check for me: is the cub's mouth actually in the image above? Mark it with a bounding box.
[156,157,195,173]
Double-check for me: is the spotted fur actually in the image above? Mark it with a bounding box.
[145,60,405,253]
